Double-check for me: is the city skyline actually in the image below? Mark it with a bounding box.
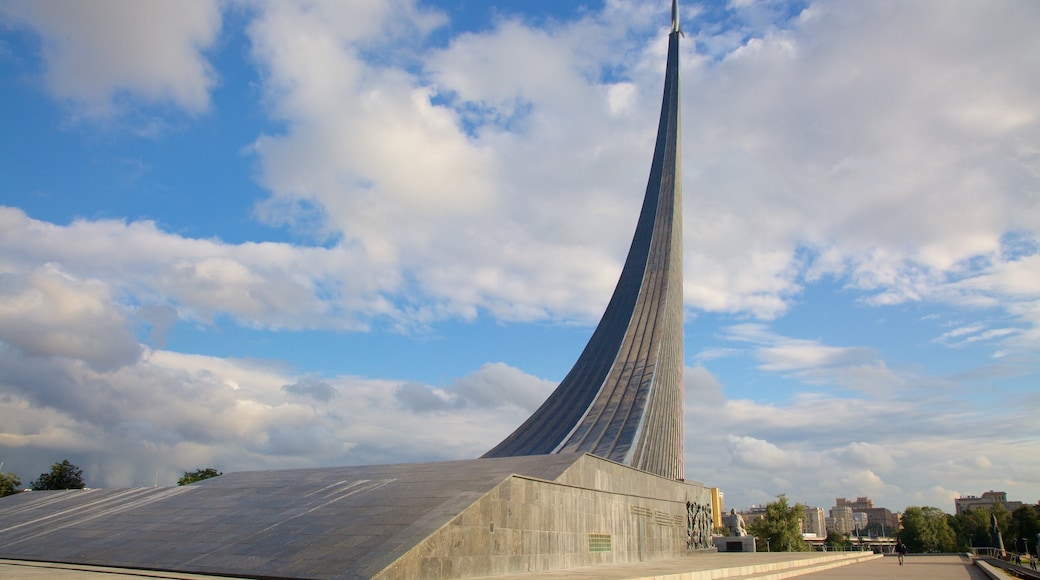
[1,0,1038,512]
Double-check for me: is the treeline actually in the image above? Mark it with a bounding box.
[743,494,1040,554]
[0,459,85,495]
[899,503,1040,553]
[0,461,223,496]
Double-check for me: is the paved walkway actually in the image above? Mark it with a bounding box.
[0,554,989,580]
[800,555,989,579]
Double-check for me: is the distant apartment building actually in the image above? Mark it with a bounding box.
[802,506,826,537]
[836,496,899,535]
[836,497,873,510]
[829,505,853,535]
[954,491,1024,515]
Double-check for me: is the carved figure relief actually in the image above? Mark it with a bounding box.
[686,500,713,549]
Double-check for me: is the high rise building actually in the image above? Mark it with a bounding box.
[483,0,687,481]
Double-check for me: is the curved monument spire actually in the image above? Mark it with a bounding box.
[484,2,685,480]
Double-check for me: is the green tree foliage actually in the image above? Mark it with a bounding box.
[748,494,810,552]
[31,459,86,490]
[177,468,222,486]
[950,507,995,550]
[825,530,852,550]
[898,506,956,553]
[949,504,1017,551]
[1009,504,1040,553]
[0,471,22,497]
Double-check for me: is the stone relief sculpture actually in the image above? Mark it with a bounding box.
[686,500,713,549]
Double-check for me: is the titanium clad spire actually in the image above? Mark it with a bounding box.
[483,3,685,480]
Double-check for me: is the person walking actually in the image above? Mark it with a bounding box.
[895,540,908,565]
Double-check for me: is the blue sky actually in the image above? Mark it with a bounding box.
[1,0,1038,514]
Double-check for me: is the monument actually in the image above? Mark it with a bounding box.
[714,508,757,552]
[0,2,714,578]
[482,0,686,482]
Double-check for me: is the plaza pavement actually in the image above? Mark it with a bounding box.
[471,553,995,580]
[796,555,991,580]
[0,553,993,580]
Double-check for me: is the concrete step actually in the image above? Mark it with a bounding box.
[725,552,882,580]
[473,551,882,580]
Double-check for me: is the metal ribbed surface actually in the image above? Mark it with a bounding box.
[483,23,685,480]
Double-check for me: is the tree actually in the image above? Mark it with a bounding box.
[31,459,85,490]
[897,506,956,553]
[825,530,852,550]
[748,494,810,552]
[1009,504,1040,553]
[0,471,22,497]
[950,504,1018,552]
[177,468,222,486]
[950,507,994,551]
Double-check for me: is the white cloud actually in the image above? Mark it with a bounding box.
[4,0,1037,336]
[684,0,1040,318]
[0,0,222,117]
[725,435,822,471]
[0,207,385,331]
[0,264,141,371]
[281,378,337,403]
[683,363,1039,512]
[838,470,899,498]
[0,337,547,488]
[833,442,895,473]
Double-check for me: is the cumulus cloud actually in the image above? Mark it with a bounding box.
[451,362,556,411]
[833,443,896,473]
[0,338,546,488]
[0,0,222,117]
[0,265,141,371]
[0,207,386,331]
[394,382,456,413]
[2,0,1038,339]
[281,378,337,403]
[392,363,555,417]
[683,0,1040,319]
[726,435,821,471]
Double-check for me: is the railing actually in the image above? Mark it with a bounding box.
[979,555,1040,580]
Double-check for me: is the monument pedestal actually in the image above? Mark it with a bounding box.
[713,535,757,552]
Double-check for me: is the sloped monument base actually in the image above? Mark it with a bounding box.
[0,453,713,579]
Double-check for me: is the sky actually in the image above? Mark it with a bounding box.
[0,0,1037,515]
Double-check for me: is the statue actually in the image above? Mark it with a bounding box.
[725,508,747,537]
[991,512,1006,555]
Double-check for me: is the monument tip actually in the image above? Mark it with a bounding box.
[671,0,685,37]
